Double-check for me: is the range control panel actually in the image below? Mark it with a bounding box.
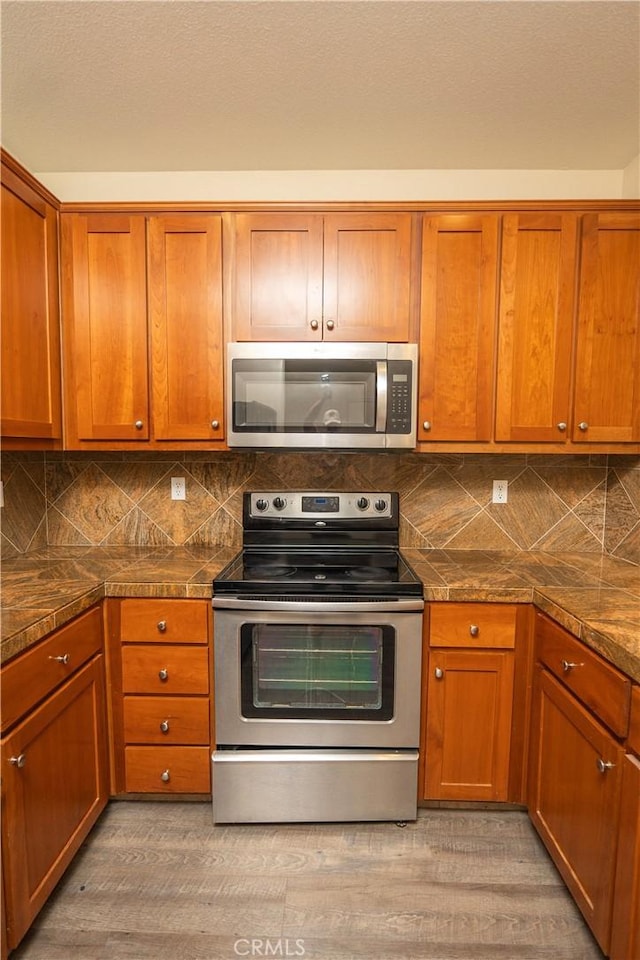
[249,492,393,520]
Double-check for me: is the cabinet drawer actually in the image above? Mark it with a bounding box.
[124,745,211,793]
[123,696,210,744]
[429,603,516,649]
[120,599,208,644]
[1,606,103,733]
[628,686,640,756]
[536,613,631,738]
[121,645,209,695]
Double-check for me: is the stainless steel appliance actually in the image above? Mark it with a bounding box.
[212,491,424,823]
[226,341,418,449]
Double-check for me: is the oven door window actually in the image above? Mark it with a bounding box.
[232,359,377,434]
[240,623,395,720]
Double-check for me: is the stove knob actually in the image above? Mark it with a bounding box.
[356,497,370,510]
[255,498,269,511]
[374,499,387,512]
[273,497,286,510]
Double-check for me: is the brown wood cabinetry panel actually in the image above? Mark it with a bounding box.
[628,685,640,756]
[61,213,149,442]
[231,213,324,340]
[123,696,210,744]
[1,606,103,734]
[610,753,640,960]
[322,213,412,342]
[121,645,209,695]
[124,745,210,793]
[120,599,208,644]
[535,612,631,738]
[1,657,108,950]
[573,212,640,442]
[429,602,516,649]
[495,212,577,442]
[419,214,499,441]
[148,214,224,440]
[1,166,61,441]
[528,667,623,953]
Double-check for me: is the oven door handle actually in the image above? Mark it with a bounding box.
[212,597,424,613]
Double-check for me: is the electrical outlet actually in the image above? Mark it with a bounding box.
[492,480,508,504]
[171,476,186,501]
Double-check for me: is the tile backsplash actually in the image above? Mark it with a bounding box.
[1,451,639,564]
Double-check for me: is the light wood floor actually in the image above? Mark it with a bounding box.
[13,801,604,960]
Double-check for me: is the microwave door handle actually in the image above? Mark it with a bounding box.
[376,361,387,432]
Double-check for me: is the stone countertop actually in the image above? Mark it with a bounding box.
[1,545,638,682]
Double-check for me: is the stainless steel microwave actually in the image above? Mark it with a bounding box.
[227,341,418,449]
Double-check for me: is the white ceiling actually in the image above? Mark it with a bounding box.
[1,0,639,174]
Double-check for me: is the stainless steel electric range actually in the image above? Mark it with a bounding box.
[211,491,424,824]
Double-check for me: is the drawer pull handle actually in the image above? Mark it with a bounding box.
[469,624,479,637]
[49,654,70,665]
[161,769,171,782]
[434,667,444,679]
[561,659,583,672]
[158,668,169,682]
[9,754,26,768]
[596,758,615,774]
[157,620,167,633]
[160,720,170,734]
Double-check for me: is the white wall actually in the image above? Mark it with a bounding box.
[36,168,627,203]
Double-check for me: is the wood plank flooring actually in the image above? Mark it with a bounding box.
[12,802,604,960]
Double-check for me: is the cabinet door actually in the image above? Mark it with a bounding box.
[573,212,640,442]
[528,668,623,953]
[61,213,149,441]
[148,215,224,440]
[610,753,640,960]
[419,214,499,440]
[1,165,61,441]
[231,213,323,340]
[423,649,514,801]
[1,657,108,950]
[495,213,577,442]
[322,213,412,342]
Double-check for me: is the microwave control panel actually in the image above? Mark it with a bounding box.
[387,361,413,434]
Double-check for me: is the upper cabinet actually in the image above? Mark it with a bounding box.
[1,153,62,445]
[495,212,578,443]
[418,214,499,441]
[229,212,413,342]
[61,212,225,448]
[572,212,640,443]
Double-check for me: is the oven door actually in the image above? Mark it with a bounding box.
[213,599,423,748]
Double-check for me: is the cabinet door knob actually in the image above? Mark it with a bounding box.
[49,653,70,664]
[157,620,167,633]
[556,422,567,432]
[561,659,582,673]
[9,754,26,768]
[596,758,615,774]
[310,319,319,330]
[469,624,479,637]
[210,420,220,430]
[434,667,444,679]
[158,668,169,682]
[134,420,144,430]
[160,720,170,734]
[422,421,432,431]
[578,421,589,432]
[160,769,171,782]
[325,319,335,331]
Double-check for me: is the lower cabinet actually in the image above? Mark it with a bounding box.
[0,608,108,952]
[106,598,213,794]
[610,752,640,960]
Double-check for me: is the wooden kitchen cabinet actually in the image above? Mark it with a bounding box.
[572,211,640,443]
[495,212,578,443]
[106,598,213,795]
[229,211,413,342]
[61,212,224,447]
[528,612,629,954]
[422,603,518,801]
[418,214,499,441]
[1,151,62,445]
[0,608,108,952]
